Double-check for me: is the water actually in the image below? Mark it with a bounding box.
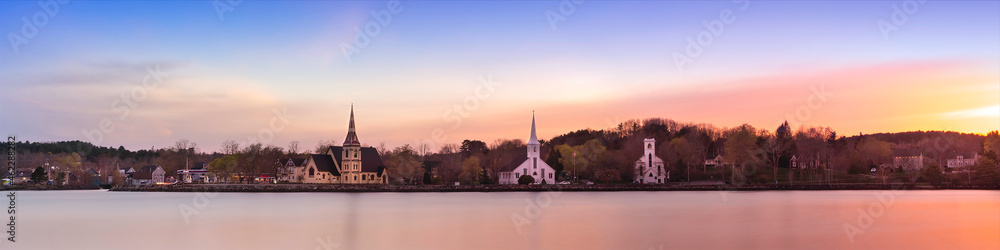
[4,190,999,249]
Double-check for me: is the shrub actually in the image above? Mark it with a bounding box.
[518,175,535,185]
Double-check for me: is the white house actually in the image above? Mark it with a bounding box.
[177,162,209,183]
[133,165,165,185]
[634,138,667,184]
[946,153,980,169]
[499,113,556,185]
[275,158,306,183]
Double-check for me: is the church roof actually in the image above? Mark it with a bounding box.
[893,148,922,157]
[138,165,161,173]
[327,146,345,164]
[360,147,386,175]
[309,154,341,176]
[344,105,361,146]
[501,154,530,172]
[320,146,385,176]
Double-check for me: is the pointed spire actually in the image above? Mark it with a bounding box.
[344,104,361,146]
[528,111,539,145]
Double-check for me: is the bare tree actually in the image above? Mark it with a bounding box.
[417,143,431,160]
[221,140,240,155]
[377,142,388,158]
[239,143,264,183]
[314,140,336,154]
[438,143,459,155]
[287,141,300,156]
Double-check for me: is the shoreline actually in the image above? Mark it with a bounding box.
[1,185,100,191]
[106,183,1000,193]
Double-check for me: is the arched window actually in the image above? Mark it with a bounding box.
[309,168,314,177]
[362,175,366,180]
[354,176,357,181]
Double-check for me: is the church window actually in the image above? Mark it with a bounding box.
[533,172,537,176]
[354,176,357,181]
[309,168,314,177]
[523,168,527,175]
[647,143,651,149]
[362,175,366,180]
[533,146,537,152]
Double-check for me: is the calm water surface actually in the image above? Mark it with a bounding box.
[6,190,999,249]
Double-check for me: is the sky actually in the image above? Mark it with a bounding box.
[1,0,998,153]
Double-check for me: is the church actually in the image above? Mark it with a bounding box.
[634,138,667,184]
[300,105,388,184]
[499,113,556,184]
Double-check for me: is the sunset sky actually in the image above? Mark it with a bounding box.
[1,1,997,153]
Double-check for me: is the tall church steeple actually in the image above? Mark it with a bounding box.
[527,111,540,158]
[344,104,361,146]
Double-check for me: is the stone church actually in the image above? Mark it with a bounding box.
[300,105,388,184]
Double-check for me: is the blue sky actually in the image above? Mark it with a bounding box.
[1,0,998,152]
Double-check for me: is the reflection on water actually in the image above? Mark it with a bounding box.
[8,190,1000,249]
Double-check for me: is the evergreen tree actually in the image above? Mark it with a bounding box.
[30,167,47,183]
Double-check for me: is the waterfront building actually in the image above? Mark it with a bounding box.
[300,105,388,184]
[498,113,556,184]
[634,138,667,184]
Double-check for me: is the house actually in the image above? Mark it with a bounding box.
[704,155,731,168]
[116,166,137,185]
[87,169,101,187]
[892,148,925,171]
[790,155,821,169]
[300,105,388,184]
[133,165,165,185]
[634,138,667,184]
[498,113,556,185]
[275,158,306,183]
[177,162,209,183]
[67,172,79,185]
[946,153,980,169]
[12,169,32,184]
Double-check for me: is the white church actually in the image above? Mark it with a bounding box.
[634,138,667,184]
[498,113,556,185]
